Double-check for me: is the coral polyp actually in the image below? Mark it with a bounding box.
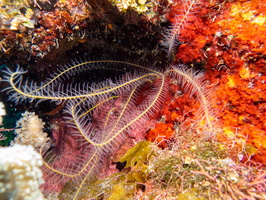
[2,59,216,199]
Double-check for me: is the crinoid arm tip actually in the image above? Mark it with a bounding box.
[1,66,30,104]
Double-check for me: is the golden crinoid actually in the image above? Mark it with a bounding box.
[2,59,216,199]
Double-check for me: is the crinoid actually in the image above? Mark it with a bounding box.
[162,0,199,56]
[2,59,217,199]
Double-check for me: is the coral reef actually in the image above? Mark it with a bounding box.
[145,76,207,148]
[146,122,175,148]
[0,0,52,57]
[79,132,266,199]
[0,0,169,62]
[0,0,92,58]
[162,0,266,163]
[109,0,154,13]
[2,59,216,199]
[0,0,37,31]
[11,111,49,149]
[0,144,45,200]
[0,0,265,199]
[79,141,158,199]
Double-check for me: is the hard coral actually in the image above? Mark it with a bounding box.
[0,144,44,200]
[11,111,49,150]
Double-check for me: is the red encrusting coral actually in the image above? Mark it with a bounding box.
[164,0,266,164]
[215,68,266,157]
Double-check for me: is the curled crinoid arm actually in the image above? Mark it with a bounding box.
[1,66,30,104]
[2,58,219,199]
[2,60,163,104]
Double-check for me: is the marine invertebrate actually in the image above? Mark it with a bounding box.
[0,144,45,200]
[2,59,216,198]
[11,111,49,150]
[163,0,266,164]
[0,0,265,198]
[162,0,199,56]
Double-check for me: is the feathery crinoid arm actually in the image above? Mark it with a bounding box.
[56,73,168,199]
[161,0,198,56]
[69,73,167,148]
[1,60,163,105]
[166,65,217,138]
[40,136,104,198]
[32,60,165,199]
[2,66,34,104]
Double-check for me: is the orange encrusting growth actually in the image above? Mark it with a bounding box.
[167,0,266,66]
[145,79,201,148]
[166,0,266,164]
[215,68,266,149]
[146,122,175,149]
